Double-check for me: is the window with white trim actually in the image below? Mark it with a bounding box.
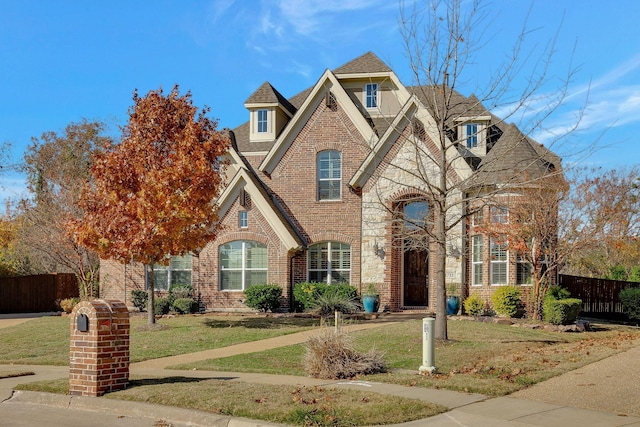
[466,123,478,148]
[238,211,248,228]
[472,235,483,286]
[220,241,267,291]
[490,206,509,224]
[308,242,351,284]
[365,83,378,109]
[151,255,192,291]
[490,235,508,285]
[257,109,268,133]
[317,150,341,200]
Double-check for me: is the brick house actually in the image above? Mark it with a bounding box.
[100,52,560,312]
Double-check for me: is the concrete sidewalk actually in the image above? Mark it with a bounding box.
[2,314,640,426]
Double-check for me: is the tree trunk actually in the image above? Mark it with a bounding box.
[434,204,448,340]
[146,264,156,325]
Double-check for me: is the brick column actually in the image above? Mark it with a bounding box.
[69,300,130,397]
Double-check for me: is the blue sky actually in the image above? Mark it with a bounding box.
[1,0,639,206]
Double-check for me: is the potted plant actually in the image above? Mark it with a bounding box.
[362,284,380,313]
[446,283,460,315]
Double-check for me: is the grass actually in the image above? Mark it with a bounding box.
[174,318,640,396]
[16,377,446,426]
[0,314,318,365]
[6,314,640,425]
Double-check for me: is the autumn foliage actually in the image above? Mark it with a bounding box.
[69,86,229,268]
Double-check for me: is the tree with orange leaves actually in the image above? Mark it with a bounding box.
[68,86,230,324]
[478,174,568,320]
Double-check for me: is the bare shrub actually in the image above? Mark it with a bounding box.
[304,330,386,379]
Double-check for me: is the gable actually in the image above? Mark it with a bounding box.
[217,168,303,250]
[258,69,378,175]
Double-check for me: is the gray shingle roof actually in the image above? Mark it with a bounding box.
[244,81,296,116]
[333,51,392,74]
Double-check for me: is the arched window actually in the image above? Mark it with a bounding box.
[317,150,341,200]
[220,241,267,291]
[308,242,351,284]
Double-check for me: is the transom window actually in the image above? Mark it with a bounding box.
[490,235,508,285]
[365,83,378,109]
[472,235,483,286]
[317,150,341,200]
[220,241,267,291]
[151,255,192,291]
[308,242,351,284]
[257,109,268,133]
[466,123,478,148]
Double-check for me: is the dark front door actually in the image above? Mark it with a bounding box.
[403,246,428,306]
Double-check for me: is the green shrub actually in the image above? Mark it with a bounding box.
[464,293,485,316]
[154,297,170,315]
[293,282,358,312]
[308,287,360,317]
[619,287,640,320]
[491,285,522,318]
[131,289,148,312]
[544,285,571,301]
[244,284,282,312]
[168,284,193,304]
[543,298,582,325]
[172,297,197,314]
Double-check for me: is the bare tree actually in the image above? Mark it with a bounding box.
[363,0,580,339]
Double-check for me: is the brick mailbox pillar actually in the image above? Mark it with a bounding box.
[69,299,130,397]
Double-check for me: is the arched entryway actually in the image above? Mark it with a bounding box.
[399,200,430,307]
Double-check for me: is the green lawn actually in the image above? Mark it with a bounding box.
[7,314,640,426]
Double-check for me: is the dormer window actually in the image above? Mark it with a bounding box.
[365,83,378,109]
[466,123,478,148]
[456,116,491,156]
[257,109,268,133]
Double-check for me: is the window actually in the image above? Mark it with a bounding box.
[490,206,508,224]
[472,208,484,226]
[472,235,483,286]
[517,257,532,285]
[239,211,248,228]
[308,242,351,284]
[404,201,429,229]
[365,83,378,109]
[490,235,508,285]
[257,109,268,133]
[151,255,192,291]
[317,150,341,200]
[220,241,267,291]
[466,123,478,148]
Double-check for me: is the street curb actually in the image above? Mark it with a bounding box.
[8,390,287,427]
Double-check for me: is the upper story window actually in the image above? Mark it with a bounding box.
[308,241,351,284]
[151,255,192,291]
[257,109,268,133]
[466,123,478,148]
[472,208,484,226]
[239,211,248,228]
[490,206,509,224]
[317,150,341,200]
[365,83,378,109]
[220,240,267,291]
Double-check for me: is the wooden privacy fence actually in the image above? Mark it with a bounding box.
[0,273,78,313]
[559,274,640,318]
